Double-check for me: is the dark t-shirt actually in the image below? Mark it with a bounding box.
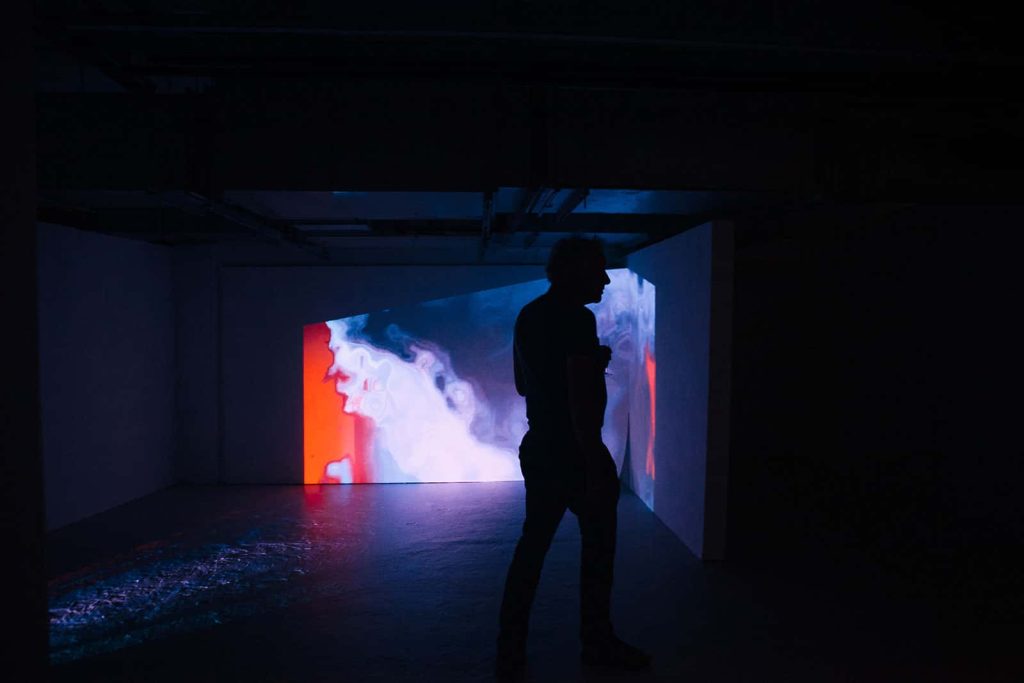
[513,291,606,439]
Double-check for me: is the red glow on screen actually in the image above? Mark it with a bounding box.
[302,323,373,484]
[644,343,656,480]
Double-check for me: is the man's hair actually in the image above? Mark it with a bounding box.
[545,235,606,284]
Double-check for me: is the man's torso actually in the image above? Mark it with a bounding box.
[514,292,606,443]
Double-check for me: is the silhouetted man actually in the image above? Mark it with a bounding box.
[496,236,651,679]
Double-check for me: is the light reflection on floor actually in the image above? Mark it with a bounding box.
[50,539,319,663]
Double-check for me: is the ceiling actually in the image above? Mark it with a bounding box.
[39,187,793,260]
[35,1,1024,262]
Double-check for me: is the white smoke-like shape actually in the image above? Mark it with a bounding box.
[321,270,653,484]
[326,316,520,482]
[590,269,642,469]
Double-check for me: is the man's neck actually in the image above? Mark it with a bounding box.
[547,284,584,308]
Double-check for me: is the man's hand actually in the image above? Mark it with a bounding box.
[597,344,612,371]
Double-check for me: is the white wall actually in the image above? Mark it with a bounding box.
[187,262,545,483]
[172,231,733,559]
[38,223,176,530]
[35,220,735,545]
[173,249,220,483]
[628,222,732,559]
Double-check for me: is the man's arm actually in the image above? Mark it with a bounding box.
[567,352,605,453]
[566,309,610,456]
[568,350,616,505]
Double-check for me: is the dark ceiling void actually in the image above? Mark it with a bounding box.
[34,1,1024,262]
[35,3,1024,94]
[35,0,1023,94]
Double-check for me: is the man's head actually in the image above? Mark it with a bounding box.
[546,236,611,305]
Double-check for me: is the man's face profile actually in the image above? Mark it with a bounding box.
[578,253,612,305]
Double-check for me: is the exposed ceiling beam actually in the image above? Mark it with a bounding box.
[506,188,543,234]
[284,214,717,235]
[36,22,156,93]
[555,188,589,224]
[38,204,102,231]
[159,192,328,259]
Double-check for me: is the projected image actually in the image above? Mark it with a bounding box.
[304,270,655,504]
[627,273,657,510]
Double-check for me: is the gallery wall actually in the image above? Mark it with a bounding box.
[174,244,335,484]
[627,221,733,559]
[176,230,734,560]
[37,223,176,530]
[218,265,546,483]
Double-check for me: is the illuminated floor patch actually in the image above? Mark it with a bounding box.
[49,539,320,663]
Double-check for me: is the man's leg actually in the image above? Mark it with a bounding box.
[574,459,619,645]
[573,454,651,670]
[497,473,566,660]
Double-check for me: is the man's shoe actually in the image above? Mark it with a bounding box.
[581,635,652,671]
[495,642,526,681]
[494,653,525,681]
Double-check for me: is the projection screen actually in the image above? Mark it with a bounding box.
[303,269,655,508]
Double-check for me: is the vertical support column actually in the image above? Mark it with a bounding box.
[0,0,47,675]
[702,221,735,560]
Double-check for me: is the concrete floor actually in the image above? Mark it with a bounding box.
[48,483,1020,682]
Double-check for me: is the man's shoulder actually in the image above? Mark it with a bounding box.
[518,293,594,323]
[517,296,595,349]
[517,293,549,325]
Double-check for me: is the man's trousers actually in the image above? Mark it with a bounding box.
[497,430,620,650]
